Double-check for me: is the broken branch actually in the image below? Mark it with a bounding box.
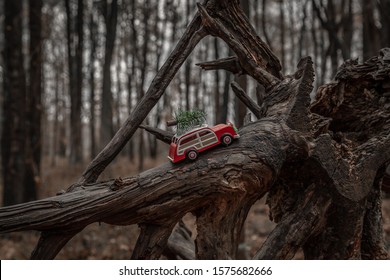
[139,124,173,145]
[196,56,243,74]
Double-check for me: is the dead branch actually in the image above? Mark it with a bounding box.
[139,125,173,145]
[196,56,243,74]
[166,120,178,127]
[196,2,282,90]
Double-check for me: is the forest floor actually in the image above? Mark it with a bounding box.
[0,156,389,259]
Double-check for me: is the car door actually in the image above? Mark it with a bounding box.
[177,133,202,155]
[198,129,218,149]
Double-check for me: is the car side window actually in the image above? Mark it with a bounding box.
[199,129,218,145]
[180,134,197,145]
[199,130,211,137]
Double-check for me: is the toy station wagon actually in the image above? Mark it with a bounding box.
[168,123,240,163]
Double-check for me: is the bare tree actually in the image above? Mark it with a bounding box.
[213,38,222,123]
[2,0,30,205]
[100,0,118,149]
[379,0,390,48]
[25,0,43,201]
[279,0,286,68]
[65,0,84,164]
[89,7,97,159]
[261,0,273,50]
[362,0,381,60]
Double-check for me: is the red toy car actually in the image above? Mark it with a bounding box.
[168,122,240,163]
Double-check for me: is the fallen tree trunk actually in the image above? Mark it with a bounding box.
[0,117,305,258]
[0,0,389,260]
[0,119,284,233]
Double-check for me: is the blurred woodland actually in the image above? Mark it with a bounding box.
[0,0,389,259]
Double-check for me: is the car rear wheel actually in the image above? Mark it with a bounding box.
[186,150,198,161]
[221,134,233,146]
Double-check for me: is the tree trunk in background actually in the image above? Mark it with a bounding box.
[219,49,234,123]
[253,0,260,31]
[184,0,192,112]
[25,0,43,201]
[341,0,353,59]
[312,0,354,78]
[100,0,118,149]
[2,0,30,205]
[126,0,138,163]
[214,38,221,124]
[310,2,320,89]
[298,0,308,59]
[279,0,286,69]
[89,11,97,160]
[115,53,122,132]
[138,0,150,172]
[326,0,339,77]
[379,0,390,48]
[74,0,84,163]
[221,71,231,124]
[288,1,296,71]
[138,0,151,172]
[51,67,61,167]
[65,0,84,164]
[126,61,134,162]
[149,1,168,159]
[261,0,272,50]
[234,75,247,128]
[362,0,381,60]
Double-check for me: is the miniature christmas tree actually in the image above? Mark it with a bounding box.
[167,108,207,136]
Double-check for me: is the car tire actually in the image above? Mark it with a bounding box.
[186,149,198,161]
[221,134,233,146]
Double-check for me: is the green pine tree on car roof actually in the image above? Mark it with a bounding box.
[173,108,207,136]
